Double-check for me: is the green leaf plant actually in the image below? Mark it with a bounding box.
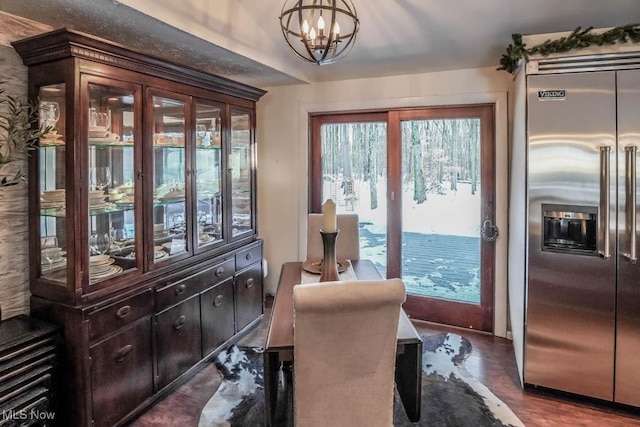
[498,23,640,75]
[0,80,51,189]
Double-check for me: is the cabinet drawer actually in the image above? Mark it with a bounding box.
[155,259,235,312]
[201,278,235,356]
[90,318,153,427]
[235,262,264,332]
[186,258,235,293]
[154,269,202,312]
[89,290,153,341]
[155,295,202,389]
[235,244,262,270]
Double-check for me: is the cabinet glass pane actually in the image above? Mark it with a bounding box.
[39,83,67,285]
[230,109,252,236]
[195,101,223,248]
[87,83,137,284]
[153,95,187,260]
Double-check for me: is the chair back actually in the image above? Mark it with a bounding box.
[293,279,406,427]
[306,213,360,260]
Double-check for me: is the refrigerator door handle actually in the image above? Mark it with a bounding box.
[625,145,637,264]
[599,145,611,259]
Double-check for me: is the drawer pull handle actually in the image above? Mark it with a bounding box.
[215,267,225,277]
[213,295,224,307]
[245,252,253,261]
[116,306,131,319]
[246,278,255,289]
[175,284,186,295]
[173,315,187,330]
[116,345,133,362]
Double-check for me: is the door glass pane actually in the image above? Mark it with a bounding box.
[320,122,387,273]
[230,108,252,237]
[87,83,137,284]
[401,119,481,303]
[195,101,223,247]
[39,83,67,285]
[152,96,187,260]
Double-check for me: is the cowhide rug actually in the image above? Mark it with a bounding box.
[198,333,525,427]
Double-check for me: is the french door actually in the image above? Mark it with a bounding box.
[310,105,496,332]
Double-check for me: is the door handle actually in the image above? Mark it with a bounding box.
[625,146,637,264]
[481,219,499,242]
[599,146,611,259]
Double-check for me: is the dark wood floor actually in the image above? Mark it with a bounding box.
[130,303,640,427]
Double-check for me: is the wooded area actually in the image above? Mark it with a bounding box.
[321,118,481,209]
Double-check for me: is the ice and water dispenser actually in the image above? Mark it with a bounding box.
[542,204,597,255]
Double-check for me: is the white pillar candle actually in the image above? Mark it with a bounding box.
[322,199,337,232]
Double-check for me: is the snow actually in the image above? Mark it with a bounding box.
[327,178,482,303]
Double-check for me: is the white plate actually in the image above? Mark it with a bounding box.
[90,265,123,280]
[90,263,114,274]
[89,254,111,265]
[91,257,115,267]
[198,234,216,244]
[41,259,67,271]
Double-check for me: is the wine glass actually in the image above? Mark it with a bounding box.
[96,233,111,255]
[90,108,111,131]
[89,167,112,191]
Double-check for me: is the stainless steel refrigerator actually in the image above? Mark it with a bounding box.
[526,68,640,406]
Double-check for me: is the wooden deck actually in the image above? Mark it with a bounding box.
[360,226,481,302]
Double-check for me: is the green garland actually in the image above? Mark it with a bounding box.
[498,23,640,74]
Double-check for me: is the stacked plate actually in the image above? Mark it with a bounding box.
[159,189,185,202]
[89,126,109,138]
[40,133,65,145]
[89,254,122,281]
[41,189,65,209]
[41,247,66,271]
[154,224,169,239]
[89,190,109,209]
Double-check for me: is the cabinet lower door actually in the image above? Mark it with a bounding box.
[235,262,263,332]
[90,319,153,427]
[201,278,235,356]
[155,295,202,389]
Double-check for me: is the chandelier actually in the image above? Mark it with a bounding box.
[279,0,360,66]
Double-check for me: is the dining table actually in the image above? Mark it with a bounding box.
[263,259,423,426]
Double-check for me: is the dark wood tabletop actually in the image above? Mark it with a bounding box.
[265,260,422,352]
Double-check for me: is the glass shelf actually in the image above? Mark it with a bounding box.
[40,203,136,218]
[89,140,135,146]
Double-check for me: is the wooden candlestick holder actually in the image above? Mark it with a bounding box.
[319,229,340,282]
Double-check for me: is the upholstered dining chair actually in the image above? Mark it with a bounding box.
[306,213,360,261]
[292,279,406,427]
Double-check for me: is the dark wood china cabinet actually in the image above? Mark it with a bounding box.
[12,28,265,426]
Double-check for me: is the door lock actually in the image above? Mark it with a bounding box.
[481,219,499,242]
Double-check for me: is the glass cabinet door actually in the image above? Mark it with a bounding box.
[230,107,254,237]
[194,100,224,250]
[151,95,188,262]
[38,83,67,285]
[87,82,139,285]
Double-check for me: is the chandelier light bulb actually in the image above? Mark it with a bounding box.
[317,15,325,37]
[333,20,341,37]
[309,27,317,45]
[302,19,309,36]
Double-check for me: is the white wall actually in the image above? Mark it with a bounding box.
[257,66,515,336]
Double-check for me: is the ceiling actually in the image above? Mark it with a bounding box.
[1,0,639,89]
